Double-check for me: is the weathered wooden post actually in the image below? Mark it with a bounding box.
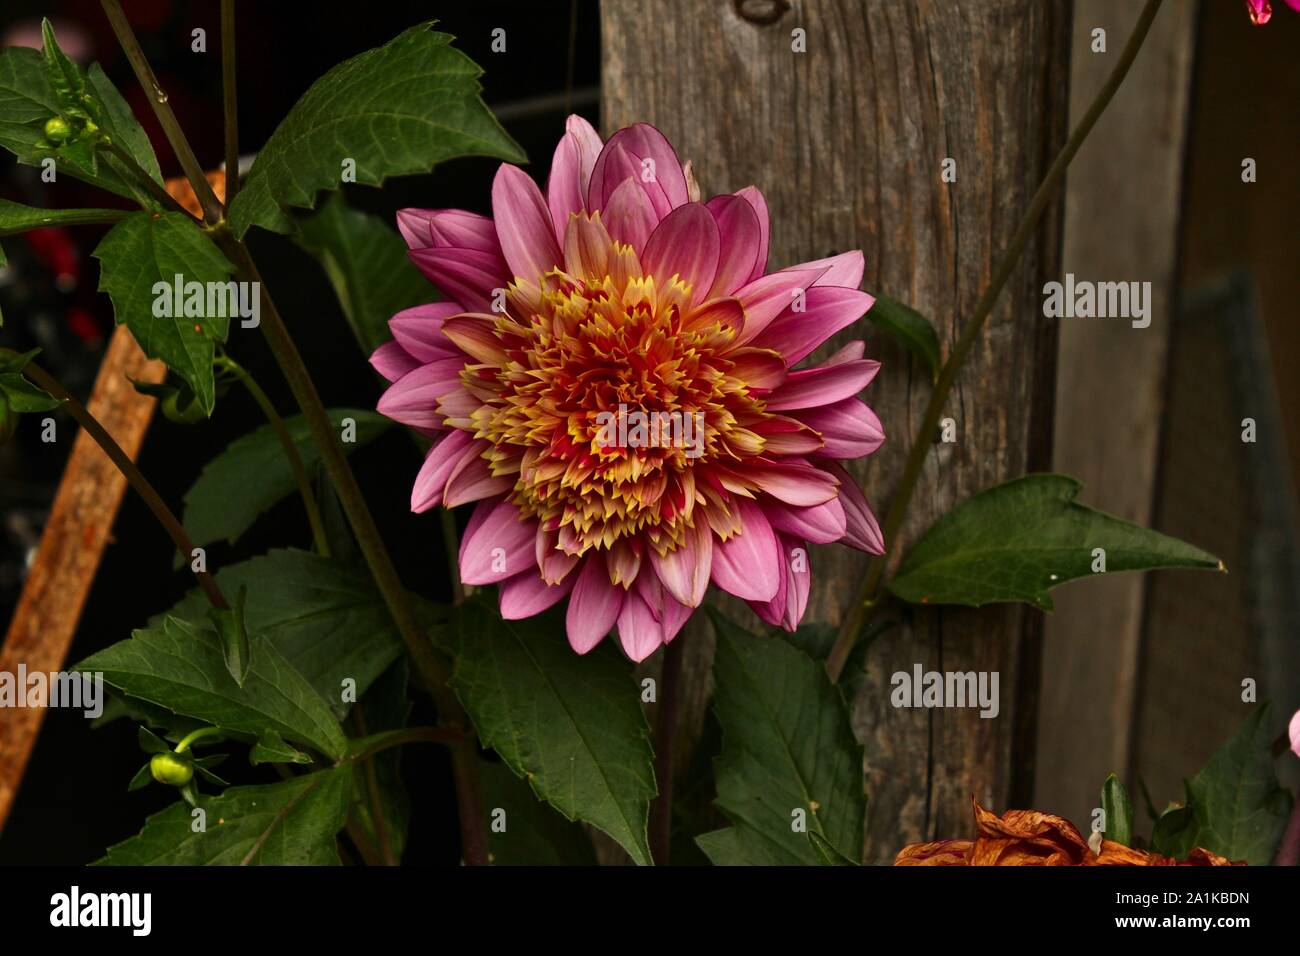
[603,0,1069,861]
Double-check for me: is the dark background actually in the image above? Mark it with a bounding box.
[0,0,599,865]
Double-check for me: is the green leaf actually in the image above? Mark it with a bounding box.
[450,595,656,867]
[159,549,405,719]
[1149,706,1292,865]
[85,62,163,186]
[887,474,1224,609]
[297,194,434,352]
[75,614,348,761]
[95,767,352,865]
[866,295,941,381]
[0,46,160,204]
[41,19,86,117]
[1101,773,1133,847]
[0,372,60,412]
[208,586,253,687]
[707,612,866,865]
[0,196,126,237]
[696,828,769,866]
[182,409,392,548]
[249,730,310,766]
[93,213,237,415]
[137,726,170,755]
[809,830,860,865]
[229,22,524,238]
[479,759,598,866]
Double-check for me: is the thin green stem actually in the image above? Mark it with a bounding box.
[99,0,224,225]
[217,354,330,557]
[99,139,191,218]
[25,362,228,610]
[825,0,1166,683]
[352,703,396,865]
[440,510,467,604]
[174,726,222,753]
[649,635,685,865]
[0,206,128,234]
[347,726,464,763]
[220,0,239,205]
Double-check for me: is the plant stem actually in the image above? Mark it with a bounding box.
[25,362,228,610]
[100,0,489,865]
[0,206,128,233]
[348,726,464,762]
[220,0,239,205]
[99,0,224,225]
[824,0,1165,684]
[352,703,396,865]
[216,238,491,865]
[99,139,191,218]
[217,355,329,557]
[649,636,684,865]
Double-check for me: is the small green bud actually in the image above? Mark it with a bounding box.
[43,116,72,144]
[161,388,206,424]
[83,118,99,137]
[150,751,195,786]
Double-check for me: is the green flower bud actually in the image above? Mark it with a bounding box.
[43,116,72,144]
[150,751,195,786]
[161,388,206,425]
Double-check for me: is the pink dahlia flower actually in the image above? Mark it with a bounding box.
[372,116,885,661]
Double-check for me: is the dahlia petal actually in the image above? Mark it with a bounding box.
[410,429,473,512]
[649,518,712,607]
[632,566,691,642]
[710,499,781,602]
[603,177,659,254]
[641,203,720,300]
[546,116,604,236]
[493,165,564,282]
[820,340,866,366]
[370,341,420,383]
[443,446,514,508]
[563,212,614,280]
[763,497,847,544]
[440,315,508,364]
[397,208,501,253]
[797,398,885,458]
[536,531,581,584]
[725,348,788,390]
[566,555,625,653]
[704,194,761,298]
[389,303,462,362]
[588,123,688,219]
[499,570,575,620]
[377,362,463,429]
[682,296,744,335]
[824,462,885,554]
[779,535,811,630]
[745,459,840,506]
[764,359,881,410]
[409,246,509,314]
[734,186,770,283]
[732,267,830,346]
[785,250,865,290]
[750,287,876,365]
[546,136,585,242]
[616,589,665,662]
[460,499,538,585]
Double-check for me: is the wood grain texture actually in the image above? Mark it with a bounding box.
[0,326,164,832]
[1035,0,1196,828]
[603,0,1068,861]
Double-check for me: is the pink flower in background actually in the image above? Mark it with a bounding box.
[1290,708,1300,759]
[373,116,884,661]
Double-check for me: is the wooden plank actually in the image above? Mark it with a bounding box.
[603,0,1069,861]
[0,326,164,832]
[1033,0,1197,827]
